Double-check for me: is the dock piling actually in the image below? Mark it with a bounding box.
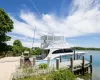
[90,55,92,74]
[56,58,59,70]
[82,56,85,75]
[20,56,24,67]
[60,55,62,62]
[77,54,79,60]
[47,57,51,66]
[33,57,36,66]
[70,57,73,71]
[20,58,23,67]
[74,49,75,60]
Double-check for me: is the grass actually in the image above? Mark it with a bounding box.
[18,74,52,80]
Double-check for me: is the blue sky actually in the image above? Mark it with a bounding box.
[0,0,100,48]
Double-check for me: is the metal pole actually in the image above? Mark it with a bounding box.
[32,26,36,50]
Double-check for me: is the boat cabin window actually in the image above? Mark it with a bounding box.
[52,48,73,54]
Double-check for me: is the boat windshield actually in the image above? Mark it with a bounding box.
[52,48,73,54]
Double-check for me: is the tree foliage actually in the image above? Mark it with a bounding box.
[13,40,23,56]
[0,8,14,55]
[52,69,76,80]
[13,40,22,47]
[72,47,100,51]
[0,8,13,42]
[32,47,42,55]
[39,63,48,69]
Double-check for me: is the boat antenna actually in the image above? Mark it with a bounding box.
[29,0,55,50]
[32,26,36,49]
[29,0,42,17]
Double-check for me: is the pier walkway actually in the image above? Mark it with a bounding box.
[59,60,90,69]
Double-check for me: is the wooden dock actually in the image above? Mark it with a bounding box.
[59,60,90,69]
[54,55,92,75]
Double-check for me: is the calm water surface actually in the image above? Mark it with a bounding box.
[84,50,100,80]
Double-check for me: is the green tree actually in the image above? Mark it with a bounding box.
[32,47,42,55]
[13,40,22,47]
[23,47,30,52]
[0,8,14,56]
[13,40,23,56]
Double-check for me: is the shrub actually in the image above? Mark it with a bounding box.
[15,68,76,80]
[39,63,48,69]
[52,69,76,80]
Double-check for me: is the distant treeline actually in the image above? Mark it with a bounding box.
[72,47,100,51]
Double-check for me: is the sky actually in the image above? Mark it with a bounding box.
[0,0,100,48]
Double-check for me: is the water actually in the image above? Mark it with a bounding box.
[36,55,73,65]
[84,50,100,80]
[36,51,100,80]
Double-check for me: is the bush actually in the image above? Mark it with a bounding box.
[16,69,76,80]
[52,69,76,80]
[39,63,48,69]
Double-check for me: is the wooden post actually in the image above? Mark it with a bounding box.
[70,57,73,71]
[78,55,80,59]
[74,49,75,60]
[47,57,51,66]
[20,57,24,67]
[33,57,36,66]
[60,55,62,62]
[86,68,88,73]
[82,56,85,75]
[90,55,92,74]
[77,54,78,60]
[20,58,22,67]
[56,58,59,70]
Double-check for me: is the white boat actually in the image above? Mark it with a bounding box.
[39,35,85,60]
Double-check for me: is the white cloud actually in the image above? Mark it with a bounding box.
[22,41,40,48]
[9,0,100,47]
[7,38,40,48]
[6,39,15,46]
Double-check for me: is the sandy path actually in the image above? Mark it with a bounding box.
[0,57,20,80]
